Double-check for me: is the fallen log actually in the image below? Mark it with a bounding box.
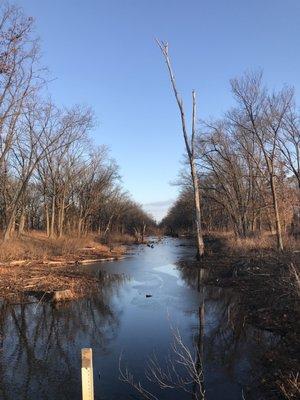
[52,289,75,302]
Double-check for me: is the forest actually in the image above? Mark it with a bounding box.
[0,3,154,252]
[0,2,299,400]
[162,71,300,252]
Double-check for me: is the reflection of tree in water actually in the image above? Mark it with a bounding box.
[176,261,279,396]
[0,271,126,400]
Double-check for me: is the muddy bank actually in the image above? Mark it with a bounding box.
[195,235,300,399]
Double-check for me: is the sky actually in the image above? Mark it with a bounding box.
[15,0,300,220]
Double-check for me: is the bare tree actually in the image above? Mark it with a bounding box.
[119,326,205,400]
[279,103,300,189]
[3,101,92,240]
[229,72,293,251]
[162,72,297,244]
[0,2,42,169]
[156,40,205,258]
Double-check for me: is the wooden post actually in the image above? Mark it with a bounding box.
[81,348,94,400]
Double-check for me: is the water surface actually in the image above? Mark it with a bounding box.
[0,238,276,399]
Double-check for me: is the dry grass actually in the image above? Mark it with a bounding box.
[104,232,137,244]
[0,231,115,263]
[0,230,128,301]
[278,372,300,400]
[214,231,300,254]
[0,261,101,302]
[225,232,275,252]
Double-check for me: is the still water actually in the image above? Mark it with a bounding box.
[0,238,277,399]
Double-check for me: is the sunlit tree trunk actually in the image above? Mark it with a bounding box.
[50,195,56,238]
[18,209,26,235]
[157,40,205,258]
[45,203,50,237]
[270,172,284,251]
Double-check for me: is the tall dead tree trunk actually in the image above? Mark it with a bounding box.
[191,157,205,257]
[157,40,205,258]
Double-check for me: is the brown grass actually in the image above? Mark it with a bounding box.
[0,231,129,302]
[278,372,300,400]
[104,232,137,244]
[214,231,300,254]
[0,262,101,302]
[0,231,124,263]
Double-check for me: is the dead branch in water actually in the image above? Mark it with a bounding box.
[119,326,205,399]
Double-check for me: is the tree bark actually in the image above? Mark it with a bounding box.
[18,210,26,235]
[270,173,284,251]
[141,223,146,243]
[58,195,65,238]
[45,203,50,237]
[157,41,205,258]
[78,217,83,237]
[191,160,205,258]
[50,195,56,238]
[4,210,16,241]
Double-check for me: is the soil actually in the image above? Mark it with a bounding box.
[200,235,300,400]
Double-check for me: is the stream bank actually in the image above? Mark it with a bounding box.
[0,237,128,302]
[0,236,298,399]
[194,234,300,399]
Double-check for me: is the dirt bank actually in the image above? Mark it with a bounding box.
[201,234,300,400]
[0,233,128,302]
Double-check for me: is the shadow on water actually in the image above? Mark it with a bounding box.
[0,238,278,399]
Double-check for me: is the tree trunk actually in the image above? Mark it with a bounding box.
[4,210,16,241]
[141,223,146,243]
[157,42,205,259]
[103,215,113,239]
[133,227,140,242]
[58,195,65,238]
[78,217,83,237]
[18,210,26,235]
[45,203,50,237]
[270,173,284,251]
[191,159,205,258]
[50,195,56,238]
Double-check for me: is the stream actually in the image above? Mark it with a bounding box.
[0,237,278,399]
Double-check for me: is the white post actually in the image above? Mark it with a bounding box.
[81,348,94,400]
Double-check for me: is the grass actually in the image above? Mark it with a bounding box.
[0,231,116,263]
[211,230,300,254]
[102,232,138,244]
[0,230,131,301]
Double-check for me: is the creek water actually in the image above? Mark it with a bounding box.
[0,237,277,399]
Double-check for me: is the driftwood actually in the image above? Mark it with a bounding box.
[25,288,76,302]
[9,260,28,266]
[52,289,75,302]
[79,256,126,264]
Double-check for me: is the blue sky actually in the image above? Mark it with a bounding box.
[15,0,300,220]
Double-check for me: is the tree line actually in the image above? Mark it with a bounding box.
[161,69,300,251]
[0,3,154,242]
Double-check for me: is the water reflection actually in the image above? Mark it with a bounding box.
[0,239,278,400]
[176,259,279,399]
[0,273,126,400]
